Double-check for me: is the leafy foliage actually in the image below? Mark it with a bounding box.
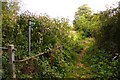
[95,6,120,54]
[73,4,101,37]
[74,3,120,79]
[2,1,83,79]
[82,43,120,79]
[2,0,120,79]
[81,5,120,79]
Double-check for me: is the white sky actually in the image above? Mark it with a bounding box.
[20,0,120,24]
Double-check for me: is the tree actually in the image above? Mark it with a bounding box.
[74,4,92,20]
[95,6,120,53]
[73,4,96,37]
[2,0,19,46]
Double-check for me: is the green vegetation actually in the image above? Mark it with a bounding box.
[1,1,120,79]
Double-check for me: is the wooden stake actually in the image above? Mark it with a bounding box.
[8,44,16,79]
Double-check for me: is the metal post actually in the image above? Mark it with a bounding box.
[28,20,31,54]
[118,1,120,9]
[8,44,16,79]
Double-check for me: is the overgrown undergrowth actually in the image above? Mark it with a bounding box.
[82,42,120,79]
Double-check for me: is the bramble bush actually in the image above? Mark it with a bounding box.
[2,9,83,78]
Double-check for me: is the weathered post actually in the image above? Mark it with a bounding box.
[28,20,31,55]
[8,44,16,79]
[28,19,35,55]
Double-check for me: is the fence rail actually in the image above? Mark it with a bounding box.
[2,44,48,79]
[14,52,45,63]
[0,47,8,51]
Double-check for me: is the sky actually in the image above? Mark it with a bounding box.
[20,0,120,24]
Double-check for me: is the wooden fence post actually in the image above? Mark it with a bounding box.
[8,44,16,79]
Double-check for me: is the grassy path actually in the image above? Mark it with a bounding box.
[75,38,94,78]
